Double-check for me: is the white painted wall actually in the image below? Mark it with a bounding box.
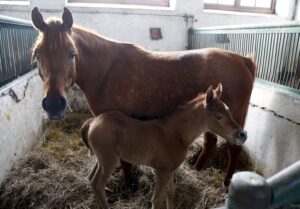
[244,83,300,177]
[0,0,289,51]
[0,71,44,183]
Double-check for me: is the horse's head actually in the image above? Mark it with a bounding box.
[31,7,77,120]
[204,84,247,145]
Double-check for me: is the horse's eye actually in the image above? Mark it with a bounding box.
[69,50,76,59]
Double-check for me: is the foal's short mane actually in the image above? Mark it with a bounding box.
[162,93,206,121]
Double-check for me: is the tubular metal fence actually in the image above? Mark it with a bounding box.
[188,24,300,92]
[0,15,38,87]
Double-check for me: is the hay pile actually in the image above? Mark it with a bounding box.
[0,113,257,209]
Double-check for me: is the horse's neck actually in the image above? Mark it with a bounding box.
[166,100,207,146]
[72,27,121,110]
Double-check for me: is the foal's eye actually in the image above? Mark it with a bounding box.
[34,51,40,61]
[215,114,224,121]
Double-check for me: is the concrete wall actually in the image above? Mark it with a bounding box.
[244,83,300,177]
[0,71,44,183]
[0,0,288,51]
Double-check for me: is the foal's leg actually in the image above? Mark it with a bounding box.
[193,132,217,170]
[151,170,173,209]
[88,162,98,181]
[166,172,175,209]
[91,157,118,209]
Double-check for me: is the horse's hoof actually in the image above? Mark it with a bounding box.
[192,162,204,171]
[223,178,230,187]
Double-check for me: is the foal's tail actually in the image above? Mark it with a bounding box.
[243,53,256,79]
[80,118,94,156]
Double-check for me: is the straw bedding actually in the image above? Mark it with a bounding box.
[0,112,258,209]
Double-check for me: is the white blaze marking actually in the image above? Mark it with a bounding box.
[223,102,230,111]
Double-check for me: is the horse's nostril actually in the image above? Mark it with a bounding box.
[42,96,66,113]
[58,96,67,107]
[238,130,247,140]
[42,97,49,111]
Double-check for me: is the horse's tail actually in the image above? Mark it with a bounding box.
[243,53,256,79]
[81,118,94,156]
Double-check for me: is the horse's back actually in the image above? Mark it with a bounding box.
[99,46,255,121]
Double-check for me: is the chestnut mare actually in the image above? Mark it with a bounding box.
[80,84,247,209]
[31,7,256,186]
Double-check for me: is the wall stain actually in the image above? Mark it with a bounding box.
[6,114,11,122]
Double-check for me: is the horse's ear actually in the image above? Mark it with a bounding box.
[62,7,73,30]
[214,83,223,98]
[205,85,214,106]
[31,7,47,32]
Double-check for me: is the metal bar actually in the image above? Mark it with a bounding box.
[0,16,37,88]
[0,15,32,27]
[291,34,300,88]
[215,161,300,209]
[268,161,300,208]
[287,33,298,87]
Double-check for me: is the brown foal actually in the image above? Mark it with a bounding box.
[81,84,247,209]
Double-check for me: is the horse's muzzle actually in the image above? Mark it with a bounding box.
[42,96,66,120]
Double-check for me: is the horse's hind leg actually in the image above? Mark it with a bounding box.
[193,132,217,170]
[166,172,175,209]
[151,170,173,209]
[88,162,98,181]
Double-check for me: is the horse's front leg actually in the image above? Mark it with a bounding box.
[224,143,242,186]
[151,170,173,209]
[193,132,217,170]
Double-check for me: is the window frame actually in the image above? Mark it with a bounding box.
[204,0,276,14]
[68,0,170,7]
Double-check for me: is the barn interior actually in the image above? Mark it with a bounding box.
[0,0,299,208]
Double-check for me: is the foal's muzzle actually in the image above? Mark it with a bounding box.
[235,130,247,145]
[42,96,67,120]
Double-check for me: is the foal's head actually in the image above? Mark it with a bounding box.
[31,7,77,120]
[203,84,247,145]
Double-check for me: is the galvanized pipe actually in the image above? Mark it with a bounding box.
[213,161,300,209]
[0,15,37,87]
[188,26,300,91]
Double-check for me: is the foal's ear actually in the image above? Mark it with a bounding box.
[31,7,47,32]
[205,85,214,106]
[62,7,73,30]
[214,83,223,98]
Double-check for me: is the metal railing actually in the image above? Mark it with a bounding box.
[188,24,300,92]
[0,15,38,88]
[214,161,300,209]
